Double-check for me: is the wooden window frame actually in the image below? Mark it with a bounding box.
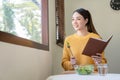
[0,0,49,51]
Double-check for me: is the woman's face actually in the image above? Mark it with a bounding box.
[72,12,88,31]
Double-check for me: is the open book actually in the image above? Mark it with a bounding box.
[82,35,113,57]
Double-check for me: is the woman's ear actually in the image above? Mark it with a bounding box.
[85,18,88,24]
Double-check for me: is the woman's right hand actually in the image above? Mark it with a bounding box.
[70,56,78,69]
[70,56,77,65]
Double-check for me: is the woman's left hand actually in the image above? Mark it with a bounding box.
[91,53,102,65]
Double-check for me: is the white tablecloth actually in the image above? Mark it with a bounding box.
[46,73,120,80]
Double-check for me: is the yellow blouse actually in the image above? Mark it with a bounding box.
[61,33,107,71]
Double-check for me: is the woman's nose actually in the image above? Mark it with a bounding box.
[72,20,77,24]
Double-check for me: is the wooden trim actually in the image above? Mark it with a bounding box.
[0,31,49,50]
[55,0,65,47]
[42,0,49,46]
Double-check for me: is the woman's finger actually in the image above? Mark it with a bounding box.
[92,55,102,65]
[96,53,102,57]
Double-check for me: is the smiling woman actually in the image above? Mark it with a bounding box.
[0,0,49,50]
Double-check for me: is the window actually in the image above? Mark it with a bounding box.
[0,0,49,50]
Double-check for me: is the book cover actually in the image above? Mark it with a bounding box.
[82,35,113,57]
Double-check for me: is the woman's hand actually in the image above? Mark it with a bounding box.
[70,56,77,65]
[91,53,102,65]
[70,56,78,69]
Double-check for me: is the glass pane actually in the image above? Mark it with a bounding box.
[0,0,42,44]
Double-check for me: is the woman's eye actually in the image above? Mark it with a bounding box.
[77,18,81,20]
[72,18,81,21]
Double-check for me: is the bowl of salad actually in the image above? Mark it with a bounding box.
[75,65,94,75]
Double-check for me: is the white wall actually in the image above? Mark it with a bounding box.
[0,42,52,80]
[48,0,64,75]
[64,0,120,73]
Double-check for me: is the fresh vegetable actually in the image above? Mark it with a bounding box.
[67,42,70,48]
[76,65,94,75]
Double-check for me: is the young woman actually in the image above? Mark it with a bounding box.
[61,8,107,71]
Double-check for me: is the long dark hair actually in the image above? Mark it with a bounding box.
[73,8,99,35]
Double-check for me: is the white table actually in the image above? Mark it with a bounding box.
[46,73,120,80]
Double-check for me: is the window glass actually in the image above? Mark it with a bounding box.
[0,0,49,50]
[0,0,42,43]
